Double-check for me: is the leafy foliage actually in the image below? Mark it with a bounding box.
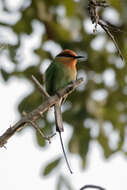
[43,158,61,176]
[0,0,127,188]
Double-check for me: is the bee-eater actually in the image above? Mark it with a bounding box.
[46,49,85,173]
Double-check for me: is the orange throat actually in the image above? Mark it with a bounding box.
[61,58,77,70]
[55,56,77,79]
[63,59,77,78]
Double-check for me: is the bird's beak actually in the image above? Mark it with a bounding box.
[75,55,86,61]
[75,55,85,59]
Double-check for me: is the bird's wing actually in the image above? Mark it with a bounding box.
[45,62,56,95]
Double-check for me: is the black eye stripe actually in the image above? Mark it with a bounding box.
[56,54,76,58]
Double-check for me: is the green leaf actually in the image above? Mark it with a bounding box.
[43,158,61,176]
[63,0,76,16]
[98,133,114,158]
[0,69,10,81]
[36,126,46,147]
[18,90,43,113]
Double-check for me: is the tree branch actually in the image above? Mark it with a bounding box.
[0,78,83,148]
[80,184,106,190]
[31,75,50,98]
[88,0,124,60]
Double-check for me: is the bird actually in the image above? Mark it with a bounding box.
[45,49,85,173]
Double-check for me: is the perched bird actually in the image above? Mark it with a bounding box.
[46,49,84,131]
[46,49,85,173]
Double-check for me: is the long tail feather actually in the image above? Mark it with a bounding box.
[59,132,73,174]
[54,102,72,173]
[54,103,64,132]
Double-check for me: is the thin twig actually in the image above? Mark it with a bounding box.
[88,0,124,60]
[80,184,106,190]
[31,75,50,98]
[96,1,109,7]
[27,120,56,144]
[0,78,83,148]
[99,20,123,60]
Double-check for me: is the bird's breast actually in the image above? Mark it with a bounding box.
[62,63,77,81]
[46,61,77,95]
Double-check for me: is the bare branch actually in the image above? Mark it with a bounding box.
[31,75,50,98]
[0,78,83,148]
[88,0,124,60]
[98,20,123,60]
[27,120,56,144]
[96,1,109,7]
[80,184,106,190]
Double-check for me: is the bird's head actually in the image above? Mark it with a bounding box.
[55,49,85,67]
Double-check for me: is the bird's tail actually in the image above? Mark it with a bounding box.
[54,102,64,132]
[54,102,72,173]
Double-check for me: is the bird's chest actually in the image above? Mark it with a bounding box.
[54,63,77,90]
[59,63,76,82]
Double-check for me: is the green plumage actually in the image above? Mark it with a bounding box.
[46,61,76,96]
[46,60,76,133]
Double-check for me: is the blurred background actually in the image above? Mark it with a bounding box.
[0,0,127,189]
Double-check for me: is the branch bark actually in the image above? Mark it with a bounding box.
[80,184,106,190]
[0,78,83,148]
[88,0,124,60]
